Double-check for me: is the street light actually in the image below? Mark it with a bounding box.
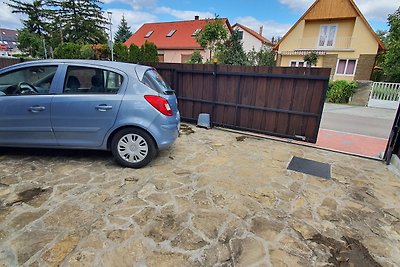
[107,11,114,61]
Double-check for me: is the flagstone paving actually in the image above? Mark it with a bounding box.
[0,124,399,267]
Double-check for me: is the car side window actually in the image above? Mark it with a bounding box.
[0,66,57,96]
[63,66,123,94]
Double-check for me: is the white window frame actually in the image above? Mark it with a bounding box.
[335,58,358,76]
[317,24,338,48]
[289,60,310,67]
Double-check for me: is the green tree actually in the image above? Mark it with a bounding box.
[382,7,400,82]
[376,30,389,45]
[7,0,50,36]
[219,29,247,65]
[247,47,276,67]
[128,44,141,63]
[304,52,319,67]
[16,29,43,58]
[8,0,109,57]
[46,0,107,44]
[140,41,159,62]
[187,50,203,64]
[8,0,51,57]
[196,18,228,61]
[114,42,129,62]
[114,15,133,43]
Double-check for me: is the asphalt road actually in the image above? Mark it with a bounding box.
[320,103,397,139]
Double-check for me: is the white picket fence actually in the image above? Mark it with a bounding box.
[368,82,400,109]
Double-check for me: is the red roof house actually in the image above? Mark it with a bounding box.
[124,17,232,63]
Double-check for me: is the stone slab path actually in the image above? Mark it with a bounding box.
[0,125,399,267]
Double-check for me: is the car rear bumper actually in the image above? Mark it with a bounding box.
[149,113,180,150]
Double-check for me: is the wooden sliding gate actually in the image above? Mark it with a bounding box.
[151,63,330,143]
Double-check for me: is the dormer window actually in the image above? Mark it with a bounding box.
[166,29,176,37]
[192,28,201,36]
[144,30,154,38]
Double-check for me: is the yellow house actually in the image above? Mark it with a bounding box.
[274,0,385,81]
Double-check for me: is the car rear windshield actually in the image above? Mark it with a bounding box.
[142,69,174,95]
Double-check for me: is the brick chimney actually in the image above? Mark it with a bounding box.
[259,25,263,36]
[195,15,199,20]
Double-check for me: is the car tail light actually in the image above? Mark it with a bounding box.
[144,95,173,116]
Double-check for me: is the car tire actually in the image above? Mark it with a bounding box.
[111,128,157,168]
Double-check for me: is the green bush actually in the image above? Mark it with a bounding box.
[80,44,95,59]
[187,50,203,64]
[326,80,358,103]
[54,43,82,59]
[140,41,158,63]
[113,42,129,62]
[128,44,141,63]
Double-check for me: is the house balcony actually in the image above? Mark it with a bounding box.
[296,36,354,52]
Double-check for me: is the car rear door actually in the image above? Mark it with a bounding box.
[0,64,60,146]
[50,64,126,147]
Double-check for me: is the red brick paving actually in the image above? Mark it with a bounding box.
[316,129,388,158]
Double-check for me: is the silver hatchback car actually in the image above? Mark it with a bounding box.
[0,60,180,168]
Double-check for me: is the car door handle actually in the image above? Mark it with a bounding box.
[29,106,46,112]
[95,104,113,111]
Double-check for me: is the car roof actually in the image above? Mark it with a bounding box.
[0,59,152,80]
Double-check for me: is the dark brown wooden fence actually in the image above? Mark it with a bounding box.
[0,58,27,69]
[148,63,331,143]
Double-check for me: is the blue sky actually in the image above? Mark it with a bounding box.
[0,0,397,39]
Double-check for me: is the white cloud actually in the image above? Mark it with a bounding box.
[355,0,398,21]
[278,0,398,22]
[155,7,214,21]
[235,16,292,39]
[278,0,313,11]
[0,2,24,30]
[105,9,158,34]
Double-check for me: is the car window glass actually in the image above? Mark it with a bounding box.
[0,66,57,96]
[142,69,173,94]
[63,66,123,94]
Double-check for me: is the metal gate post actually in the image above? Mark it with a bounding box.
[211,62,218,126]
[384,101,400,164]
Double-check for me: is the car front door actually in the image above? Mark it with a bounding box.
[0,65,59,146]
[51,65,125,147]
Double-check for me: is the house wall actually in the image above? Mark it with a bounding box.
[303,18,355,40]
[354,54,376,80]
[278,15,380,81]
[157,49,208,63]
[350,17,379,56]
[322,54,338,79]
[278,20,305,52]
[233,26,263,52]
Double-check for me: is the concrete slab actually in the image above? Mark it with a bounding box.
[320,103,396,139]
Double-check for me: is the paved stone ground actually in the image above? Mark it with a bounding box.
[0,124,399,267]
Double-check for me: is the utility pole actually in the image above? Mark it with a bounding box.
[0,25,4,55]
[43,39,47,59]
[107,11,114,61]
